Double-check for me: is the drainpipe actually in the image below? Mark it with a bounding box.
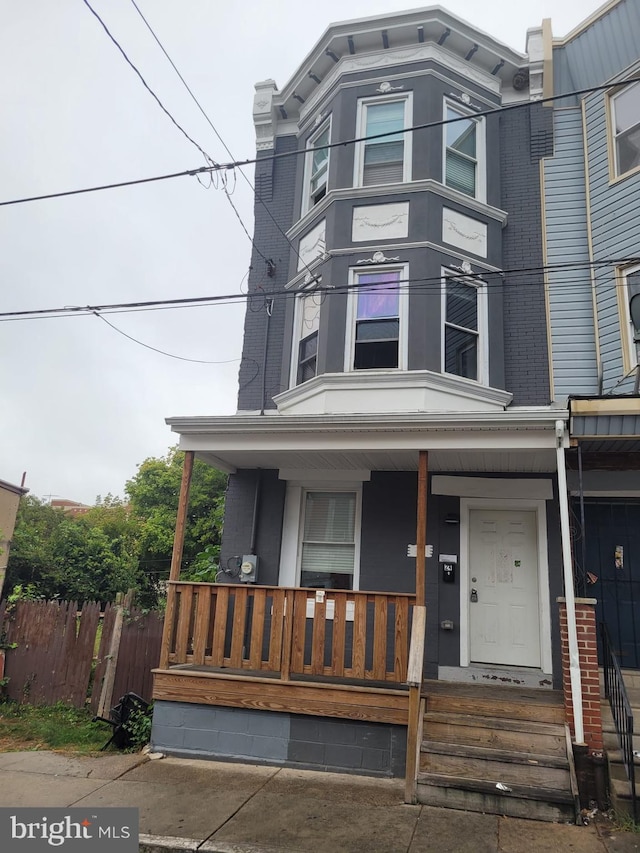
[555,419,585,745]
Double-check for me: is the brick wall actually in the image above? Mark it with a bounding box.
[500,103,552,406]
[558,598,603,753]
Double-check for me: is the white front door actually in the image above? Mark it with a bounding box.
[468,509,541,668]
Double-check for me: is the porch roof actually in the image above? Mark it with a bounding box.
[166,407,568,474]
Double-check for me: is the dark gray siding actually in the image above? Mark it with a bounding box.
[500,103,552,406]
[220,469,285,586]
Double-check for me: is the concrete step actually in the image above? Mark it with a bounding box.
[608,774,639,821]
[420,740,571,791]
[416,773,576,823]
[423,712,567,757]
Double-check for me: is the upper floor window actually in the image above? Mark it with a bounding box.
[292,287,322,386]
[442,271,488,383]
[444,101,485,201]
[354,95,412,187]
[346,266,408,370]
[302,121,331,214]
[610,82,640,179]
[619,263,640,373]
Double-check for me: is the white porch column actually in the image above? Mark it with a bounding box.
[555,419,585,745]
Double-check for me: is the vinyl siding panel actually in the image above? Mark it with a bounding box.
[543,108,598,399]
[554,0,640,99]
[584,90,640,393]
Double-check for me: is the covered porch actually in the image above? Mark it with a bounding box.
[151,406,586,803]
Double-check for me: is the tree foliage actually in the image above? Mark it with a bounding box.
[4,449,227,604]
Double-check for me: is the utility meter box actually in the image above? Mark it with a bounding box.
[239,554,259,583]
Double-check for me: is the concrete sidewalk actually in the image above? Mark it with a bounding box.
[0,751,638,853]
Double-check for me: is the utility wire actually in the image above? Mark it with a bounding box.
[83,0,272,265]
[127,0,313,275]
[92,312,240,364]
[82,0,211,162]
[4,76,638,210]
[1,256,638,321]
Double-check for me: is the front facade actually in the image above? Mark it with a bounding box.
[150,3,639,815]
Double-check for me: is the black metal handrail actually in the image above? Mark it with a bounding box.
[601,621,637,820]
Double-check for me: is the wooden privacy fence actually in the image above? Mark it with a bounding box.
[0,598,163,709]
[162,582,414,684]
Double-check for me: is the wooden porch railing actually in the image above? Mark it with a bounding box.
[159,582,414,684]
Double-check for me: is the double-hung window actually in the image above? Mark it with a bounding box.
[303,121,330,213]
[619,263,640,372]
[442,272,487,383]
[610,82,640,179]
[292,288,321,386]
[299,490,357,590]
[355,95,412,187]
[347,267,407,370]
[444,101,485,201]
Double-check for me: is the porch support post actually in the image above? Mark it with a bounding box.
[169,450,194,582]
[416,451,428,605]
[555,420,585,744]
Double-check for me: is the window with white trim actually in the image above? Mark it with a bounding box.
[292,287,321,386]
[354,95,412,187]
[620,263,640,371]
[347,266,407,371]
[610,82,640,179]
[442,272,488,383]
[443,101,485,201]
[302,121,330,214]
[299,490,357,590]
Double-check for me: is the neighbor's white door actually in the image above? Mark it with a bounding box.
[468,509,541,668]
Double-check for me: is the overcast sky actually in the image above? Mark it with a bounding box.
[0,0,607,504]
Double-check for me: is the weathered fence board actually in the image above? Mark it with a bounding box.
[0,598,162,711]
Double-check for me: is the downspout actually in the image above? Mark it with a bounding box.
[555,419,585,744]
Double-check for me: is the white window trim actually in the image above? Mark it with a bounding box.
[301,118,331,216]
[353,93,413,188]
[344,263,409,372]
[289,285,321,389]
[440,268,489,385]
[609,82,640,182]
[442,98,486,203]
[617,262,640,375]
[278,481,363,593]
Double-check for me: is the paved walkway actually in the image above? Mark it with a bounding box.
[0,751,638,852]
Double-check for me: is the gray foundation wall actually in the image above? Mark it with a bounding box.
[152,701,406,778]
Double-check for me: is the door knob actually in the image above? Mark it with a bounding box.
[470,588,478,603]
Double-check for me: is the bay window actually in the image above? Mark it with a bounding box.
[442,272,488,383]
[444,101,485,201]
[303,121,331,213]
[347,267,407,371]
[354,95,412,187]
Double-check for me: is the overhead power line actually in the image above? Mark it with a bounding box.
[92,312,241,364]
[126,0,315,276]
[1,256,638,322]
[2,76,639,210]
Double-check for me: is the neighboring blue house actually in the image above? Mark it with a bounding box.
[539,0,640,670]
[150,3,640,821]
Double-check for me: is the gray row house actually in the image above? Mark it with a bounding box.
[151,0,640,822]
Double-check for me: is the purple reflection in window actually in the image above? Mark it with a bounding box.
[356,271,400,319]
